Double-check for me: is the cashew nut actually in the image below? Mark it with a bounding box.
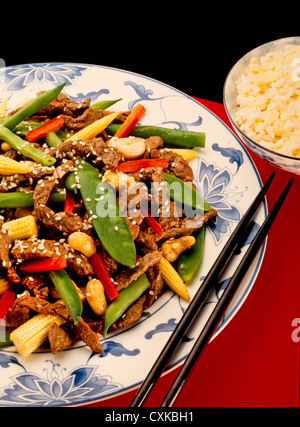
[161,236,196,262]
[67,232,97,258]
[104,170,136,190]
[85,279,108,316]
[107,136,146,159]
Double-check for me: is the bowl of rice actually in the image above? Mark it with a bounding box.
[224,37,300,175]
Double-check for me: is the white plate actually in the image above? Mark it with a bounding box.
[0,63,267,407]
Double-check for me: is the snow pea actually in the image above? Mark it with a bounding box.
[177,225,205,283]
[2,83,66,131]
[103,273,150,337]
[107,123,206,149]
[90,98,122,110]
[75,158,136,268]
[49,269,82,325]
[164,173,210,213]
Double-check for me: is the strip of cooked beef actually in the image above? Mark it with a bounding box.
[143,136,164,158]
[115,251,161,292]
[21,274,49,298]
[109,295,146,332]
[150,148,194,182]
[0,163,56,192]
[0,220,20,283]
[144,263,164,309]
[48,322,77,354]
[46,137,121,170]
[32,160,92,234]
[6,292,30,327]
[12,237,94,277]
[19,295,102,353]
[62,108,130,133]
[137,207,218,243]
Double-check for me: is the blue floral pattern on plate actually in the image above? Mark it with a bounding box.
[0,63,267,406]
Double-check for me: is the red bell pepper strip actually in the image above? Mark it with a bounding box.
[114,103,146,138]
[0,290,15,319]
[64,190,75,215]
[26,116,64,142]
[90,253,119,301]
[20,257,67,272]
[115,158,168,173]
[140,205,164,236]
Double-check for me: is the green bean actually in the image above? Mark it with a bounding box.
[103,273,150,337]
[107,123,206,149]
[0,189,66,208]
[76,158,136,268]
[45,130,63,147]
[1,83,65,131]
[177,226,205,283]
[0,126,56,166]
[164,173,210,212]
[90,98,122,110]
[49,269,82,325]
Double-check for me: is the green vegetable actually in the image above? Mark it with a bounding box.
[76,158,136,268]
[45,130,64,147]
[177,226,205,283]
[103,273,150,337]
[0,189,66,208]
[0,326,13,347]
[0,126,56,166]
[49,269,82,325]
[1,83,65,131]
[90,98,122,110]
[107,123,206,149]
[65,172,78,194]
[164,173,210,213]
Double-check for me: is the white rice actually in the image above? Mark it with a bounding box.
[235,44,300,158]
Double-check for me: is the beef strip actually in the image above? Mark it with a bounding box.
[6,292,30,327]
[48,323,77,354]
[144,263,164,309]
[47,137,121,170]
[21,274,49,298]
[115,251,161,292]
[19,295,102,354]
[32,160,92,234]
[0,220,19,283]
[0,163,56,192]
[109,296,146,332]
[151,148,194,182]
[12,237,94,277]
[62,109,130,133]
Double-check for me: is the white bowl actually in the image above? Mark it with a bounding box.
[224,37,300,175]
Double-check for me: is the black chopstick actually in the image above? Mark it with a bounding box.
[160,176,294,407]
[130,171,277,407]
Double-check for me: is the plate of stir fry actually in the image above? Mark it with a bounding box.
[0,64,266,406]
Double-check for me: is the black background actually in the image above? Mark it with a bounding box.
[2,8,299,103]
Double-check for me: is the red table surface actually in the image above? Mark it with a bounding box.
[87,98,300,408]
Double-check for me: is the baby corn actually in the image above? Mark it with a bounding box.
[65,111,120,142]
[0,155,32,175]
[10,313,65,357]
[165,148,197,161]
[160,255,190,301]
[4,215,38,241]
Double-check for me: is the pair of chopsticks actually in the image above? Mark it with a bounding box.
[130,171,294,407]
